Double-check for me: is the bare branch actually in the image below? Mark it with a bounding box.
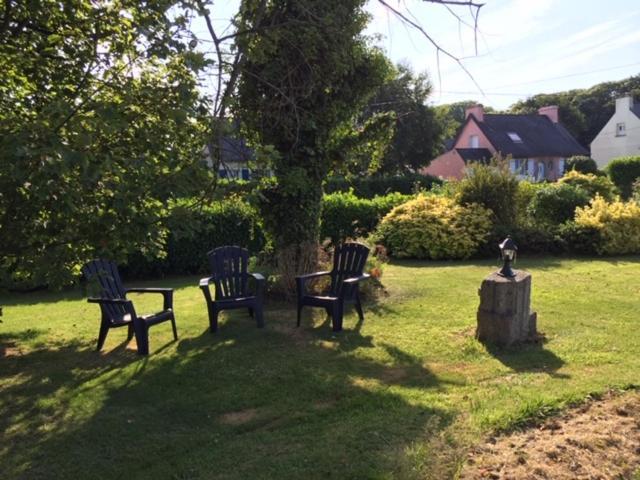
[376,0,484,96]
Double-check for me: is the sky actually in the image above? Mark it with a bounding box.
[365,0,640,109]
[197,0,640,110]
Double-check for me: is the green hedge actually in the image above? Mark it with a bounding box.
[124,199,265,278]
[325,174,441,198]
[606,156,640,199]
[321,191,410,244]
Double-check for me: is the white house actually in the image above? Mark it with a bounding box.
[591,96,640,168]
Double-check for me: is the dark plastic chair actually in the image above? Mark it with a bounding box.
[199,246,265,333]
[82,260,177,355]
[296,242,370,332]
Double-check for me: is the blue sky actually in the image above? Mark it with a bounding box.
[365,0,640,109]
[198,1,640,109]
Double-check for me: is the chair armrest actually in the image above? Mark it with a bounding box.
[250,272,265,282]
[296,271,331,281]
[125,287,173,294]
[87,297,131,305]
[87,297,136,316]
[296,271,331,298]
[339,273,371,298]
[199,276,215,288]
[125,288,173,310]
[342,273,371,285]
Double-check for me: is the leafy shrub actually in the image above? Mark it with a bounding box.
[556,222,601,255]
[475,222,562,258]
[515,180,547,225]
[558,170,617,200]
[565,155,599,175]
[633,179,640,203]
[527,184,590,225]
[324,174,441,198]
[574,196,640,255]
[320,191,410,244]
[376,195,492,259]
[124,198,265,277]
[456,159,519,227]
[606,156,640,199]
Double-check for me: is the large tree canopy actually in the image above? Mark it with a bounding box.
[509,75,640,147]
[0,0,210,288]
[363,63,442,174]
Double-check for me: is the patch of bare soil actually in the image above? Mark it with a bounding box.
[460,391,640,480]
[218,408,259,426]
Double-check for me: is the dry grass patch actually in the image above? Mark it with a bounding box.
[460,390,640,479]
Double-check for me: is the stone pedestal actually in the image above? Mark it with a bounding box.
[476,270,537,346]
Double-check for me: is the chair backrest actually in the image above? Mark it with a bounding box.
[82,259,128,322]
[329,243,370,296]
[207,246,250,300]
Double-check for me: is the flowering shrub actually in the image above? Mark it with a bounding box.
[574,196,640,255]
[376,195,492,259]
[558,170,618,200]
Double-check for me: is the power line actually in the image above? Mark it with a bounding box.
[433,62,640,98]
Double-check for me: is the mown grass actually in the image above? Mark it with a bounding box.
[1,257,639,479]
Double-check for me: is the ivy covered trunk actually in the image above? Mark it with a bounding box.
[235,0,390,277]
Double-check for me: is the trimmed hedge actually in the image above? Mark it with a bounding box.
[320,191,410,244]
[527,183,590,225]
[565,155,600,175]
[606,156,640,199]
[124,198,265,278]
[325,174,441,198]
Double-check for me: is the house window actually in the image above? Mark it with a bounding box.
[510,158,529,176]
[469,135,479,148]
[616,123,626,136]
[507,132,523,143]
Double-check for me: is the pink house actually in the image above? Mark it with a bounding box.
[422,104,588,181]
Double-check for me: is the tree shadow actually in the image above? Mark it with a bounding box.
[1,318,457,479]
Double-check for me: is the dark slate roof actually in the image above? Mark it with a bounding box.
[456,148,492,164]
[221,136,253,164]
[468,114,588,158]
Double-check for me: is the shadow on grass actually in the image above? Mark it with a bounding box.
[0,314,457,479]
[485,341,568,378]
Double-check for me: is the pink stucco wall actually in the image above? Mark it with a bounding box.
[455,119,496,152]
[421,150,466,180]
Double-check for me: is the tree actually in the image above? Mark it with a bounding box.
[0,1,210,288]
[363,63,442,174]
[508,75,640,147]
[233,0,391,271]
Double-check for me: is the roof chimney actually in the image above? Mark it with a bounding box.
[465,104,484,122]
[615,96,634,113]
[538,105,559,123]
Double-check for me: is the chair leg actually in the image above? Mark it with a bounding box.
[209,306,220,333]
[297,304,303,327]
[354,292,365,322]
[133,320,149,355]
[96,320,110,351]
[127,323,135,341]
[248,308,254,317]
[170,315,178,341]
[255,306,264,329]
[331,303,344,332]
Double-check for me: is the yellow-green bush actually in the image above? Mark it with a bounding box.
[376,195,493,259]
[574,196,640,255]
[558,170,618,200]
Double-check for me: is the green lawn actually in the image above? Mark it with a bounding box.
[1,257,639,479]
